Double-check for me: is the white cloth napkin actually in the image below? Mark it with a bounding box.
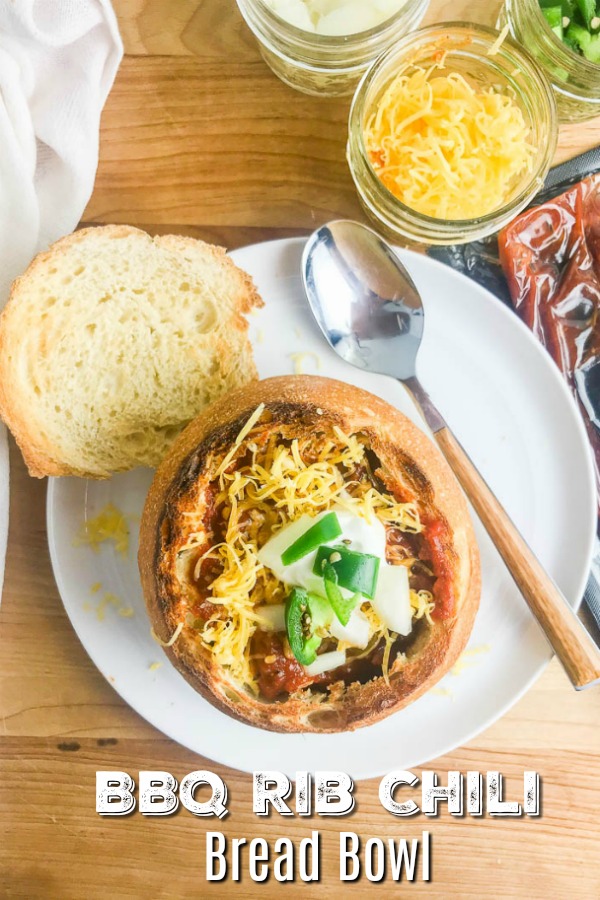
[0,0,123,601]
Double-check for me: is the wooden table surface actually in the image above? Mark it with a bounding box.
[1,1,600,897]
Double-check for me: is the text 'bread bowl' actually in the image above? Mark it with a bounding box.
[139,375,480,733]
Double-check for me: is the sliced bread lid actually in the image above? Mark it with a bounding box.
[0,225,263,478]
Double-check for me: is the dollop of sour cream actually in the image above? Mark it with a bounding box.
[262,0,408,36]
[258,508,385,597]
[257,508,413,639]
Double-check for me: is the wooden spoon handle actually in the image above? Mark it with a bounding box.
[435,425,600,690]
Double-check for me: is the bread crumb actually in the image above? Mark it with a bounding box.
[430,686,454,699]
[118,606,135,618]
[90,582,102,594]
[149,662,163,672]
[289,352,321,375]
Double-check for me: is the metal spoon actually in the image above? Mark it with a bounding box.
[302,219,600,690]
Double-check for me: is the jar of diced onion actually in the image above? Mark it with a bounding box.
[235,0,430,96]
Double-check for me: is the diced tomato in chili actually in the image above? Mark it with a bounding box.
[252,631,384,698]
[191,596,224,622]
[423,519,455,618]
[252,632,311,700]
[190,556,225,620]
[195,556,223,591]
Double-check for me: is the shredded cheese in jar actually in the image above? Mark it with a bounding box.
[364,64,535,221]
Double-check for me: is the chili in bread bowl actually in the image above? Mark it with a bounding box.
[138,375,480,733]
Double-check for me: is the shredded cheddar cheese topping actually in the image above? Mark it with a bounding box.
[75,504,129,556]
[411,589,435,625]
[170,410,432,694]
[450,644,491,676]
[151,622,184,648]
[364,63,534,221]
[94,591,130,622]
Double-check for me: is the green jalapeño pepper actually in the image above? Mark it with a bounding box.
[281,512,342,566]
[313,545,380,599]
[285,587,328,666]
[322,563,360,626]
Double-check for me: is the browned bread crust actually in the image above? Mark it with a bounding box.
[139,375,481,733]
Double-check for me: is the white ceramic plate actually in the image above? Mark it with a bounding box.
[47,238,596,779]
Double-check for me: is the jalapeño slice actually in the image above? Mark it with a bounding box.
[281,512,342,566]
[284,587,329,666]
[313,545,380,599]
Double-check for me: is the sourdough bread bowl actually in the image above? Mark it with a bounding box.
[0,225,262,478]
[139,375,480,733]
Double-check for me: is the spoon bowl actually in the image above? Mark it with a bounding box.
[303,220,423,382]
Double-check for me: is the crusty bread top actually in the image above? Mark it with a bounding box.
[139,375,481,733]
[0,225,263,478]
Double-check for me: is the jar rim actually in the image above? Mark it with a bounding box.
[247,0,427,48]
[236,0,430,78]
[348,21,558,237]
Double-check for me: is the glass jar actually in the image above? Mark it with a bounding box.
[347,22,558,246]
[235,0,430,97]
[501,0,600,123]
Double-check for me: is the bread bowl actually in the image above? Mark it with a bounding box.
[139,375,480,733]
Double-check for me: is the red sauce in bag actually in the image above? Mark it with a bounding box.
[499,175,600,517]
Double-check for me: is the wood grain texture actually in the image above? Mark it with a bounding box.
[1,735,599,900]
[1,0,600,897]
[86,0,600,230]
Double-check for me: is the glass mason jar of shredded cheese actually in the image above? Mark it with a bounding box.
[347,23,558,246]
[500,0,600,122]
[235,0,430,96]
